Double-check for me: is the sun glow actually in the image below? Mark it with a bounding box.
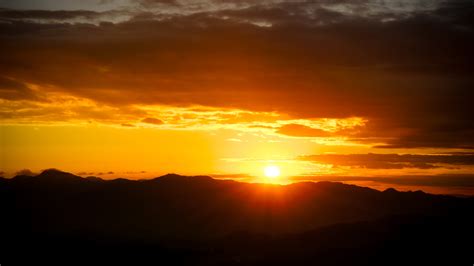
[264,165,281,178]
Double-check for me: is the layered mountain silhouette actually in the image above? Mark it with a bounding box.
[1,169,473,265]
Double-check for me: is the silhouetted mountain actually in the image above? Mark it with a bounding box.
[1,170,473,265]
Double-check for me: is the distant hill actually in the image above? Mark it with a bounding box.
[1,169,473,265]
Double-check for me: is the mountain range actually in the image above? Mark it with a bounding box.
[1,169,473,265]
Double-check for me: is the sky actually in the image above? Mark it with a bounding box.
[1,0,474,194]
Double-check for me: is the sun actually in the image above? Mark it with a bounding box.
[264,165,280,178]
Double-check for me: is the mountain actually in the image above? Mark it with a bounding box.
[1,170,473,265]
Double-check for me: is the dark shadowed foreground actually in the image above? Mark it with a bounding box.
[1,169,473,265]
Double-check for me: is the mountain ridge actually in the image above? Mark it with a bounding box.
[1,169,473,265]
[5,169,452,197]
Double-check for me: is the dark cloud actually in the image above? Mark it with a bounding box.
[0,7,129,25]
[121,123,135,127]
[0,8,101,20]
[0,76,41,101]
[212,2,352,26]
[292,174,474,189]
[139,0,180,6]
[299,153,474,169]
[142,117,164,125]
[0,0,473,148]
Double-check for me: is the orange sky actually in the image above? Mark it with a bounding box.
[1,0,474,194]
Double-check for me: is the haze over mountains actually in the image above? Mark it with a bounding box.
[1,169,473,265]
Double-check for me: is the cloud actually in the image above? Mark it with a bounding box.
[291,174,474,189]
[0,0,473,148]
[298,153,474,169]
[139,0,180,6]
[142,117,164,125]
[76,171,90,176]
[121,123,135,127]
[0,7,130,24]
[0,8,100,20]
[135,0,446,20]
[0,76,41,101]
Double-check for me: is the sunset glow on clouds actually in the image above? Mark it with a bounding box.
[1,0,474,194]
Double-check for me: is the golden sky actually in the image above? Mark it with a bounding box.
[1,0,474,194]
